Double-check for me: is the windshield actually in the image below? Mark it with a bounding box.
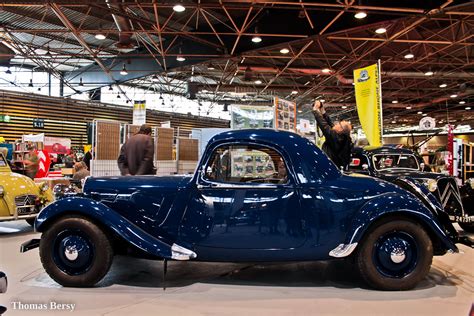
[373,154,419,171]
[0,154,7,167]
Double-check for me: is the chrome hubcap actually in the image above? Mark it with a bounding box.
[65,245,79,261]
[390,248,406,263]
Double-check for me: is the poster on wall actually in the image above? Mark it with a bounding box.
[274,97,297,132]
[44,136,71,154]
[133,100,146,125]
[231,105,274,129]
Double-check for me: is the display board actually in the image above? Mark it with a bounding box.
[156,127,174,160]
[44,136,71,154]
[95,121,121,160]
[231,105,274,129]
[178,138,198,161]
[230,150,275,178]
[274,97,297,132]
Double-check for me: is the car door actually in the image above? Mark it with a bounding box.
[181,143,306,250]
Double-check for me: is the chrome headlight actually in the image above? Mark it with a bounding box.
[422,179,438,192]
[0,185,4,198]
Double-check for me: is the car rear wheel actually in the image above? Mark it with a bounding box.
[39,216,113,287]
[357,219,433,291]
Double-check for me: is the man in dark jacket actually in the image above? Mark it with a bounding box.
[118,124,155,175]
[312,100,353,170]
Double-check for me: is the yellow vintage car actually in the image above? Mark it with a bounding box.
[0,153,53,226]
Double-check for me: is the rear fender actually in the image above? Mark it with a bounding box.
[36,197,173,259]
[347,193,458,252]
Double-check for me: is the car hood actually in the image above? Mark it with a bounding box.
[0,171,39,193]
[83,175,193,195]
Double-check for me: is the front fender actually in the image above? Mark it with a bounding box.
[36,197,173,259]
[347,192,457,252]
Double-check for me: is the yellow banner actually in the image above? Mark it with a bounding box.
[354,63,383,146]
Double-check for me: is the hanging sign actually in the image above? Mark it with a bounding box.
[419,117,436,130]
[36,150,51,178]
[354,61,383,146]
[33,118,45,129]
[133,100,146,125]
[231,105,274,129]
[447,124,454,176]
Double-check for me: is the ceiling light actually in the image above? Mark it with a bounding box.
[459,101,466,104]
[252,35,262,43]
[95,33,106,40]
[424,71,434,76]
[207,64,215,70]
[152,75,159,82]
[120,64,128,76]
[342,105,347,109]
[79,77,84,86]
[117,94,121,99]
[320,99,326,103]
[439,83,447,88]
[404,53,414,59]
[466,107,472,110]
[298,110,303,113]
[392,100,398,104]
[391,120,396,124]
[375,28,386,34]
[173,4,185,12]
[162,99,165,106]
[28,79,33,87]
[417,111,423,115]
[291,90,298,95]
[422,113,427,116]
[176,55,186,62]
[406,106,412,109]
[354,11,367,19]
[5,68,12,75]
[108,85,113,91]
[321,68,331,74]
[280,48,290,54]
[450,94,458,98]
[254,80,262,84]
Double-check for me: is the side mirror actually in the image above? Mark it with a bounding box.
[420,163,425,170]
[362,164,369,170]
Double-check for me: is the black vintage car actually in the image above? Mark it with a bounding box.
[350,146,474,232]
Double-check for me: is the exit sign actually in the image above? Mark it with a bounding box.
[33,118,45,128]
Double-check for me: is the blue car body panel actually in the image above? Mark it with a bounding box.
[35,129,458,261]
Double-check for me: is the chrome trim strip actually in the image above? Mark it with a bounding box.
[329,243,358,258]
[171,243,197,261]
[398,178,439,214]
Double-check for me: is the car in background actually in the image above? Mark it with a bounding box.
[0,271,7,315]
[0,153,53,226]
[22,130,470,291]
[349,146,474,232]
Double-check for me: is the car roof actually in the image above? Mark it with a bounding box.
[209,128,308,147]
[354,146,415,155]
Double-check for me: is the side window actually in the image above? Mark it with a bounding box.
[349,155,368,171]
[204,145,288,184]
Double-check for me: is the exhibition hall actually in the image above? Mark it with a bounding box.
[0,1,473,315]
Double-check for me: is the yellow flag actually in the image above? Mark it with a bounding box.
[354,62,383,146]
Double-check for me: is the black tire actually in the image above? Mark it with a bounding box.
[356,219,433,291]
[39,216,113,287]
[458,222,474,233]
[25,218,36,226]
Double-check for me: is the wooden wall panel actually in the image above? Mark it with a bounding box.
[96,121,121,160]
[0,90,229,146]
[178,138,199,161]
[156,128,174,160]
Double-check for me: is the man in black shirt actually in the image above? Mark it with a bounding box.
[312,100,353,170]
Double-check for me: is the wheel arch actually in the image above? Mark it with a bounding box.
[346,193,457,255]
[36,197,173,259]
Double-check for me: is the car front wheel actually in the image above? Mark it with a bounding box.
[357,219,433,290]
[39,216,113,287]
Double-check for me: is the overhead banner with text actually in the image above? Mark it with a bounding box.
[353,62,383,146]
[133,100,146,125]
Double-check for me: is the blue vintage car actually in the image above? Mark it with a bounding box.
[21,129,466,290]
